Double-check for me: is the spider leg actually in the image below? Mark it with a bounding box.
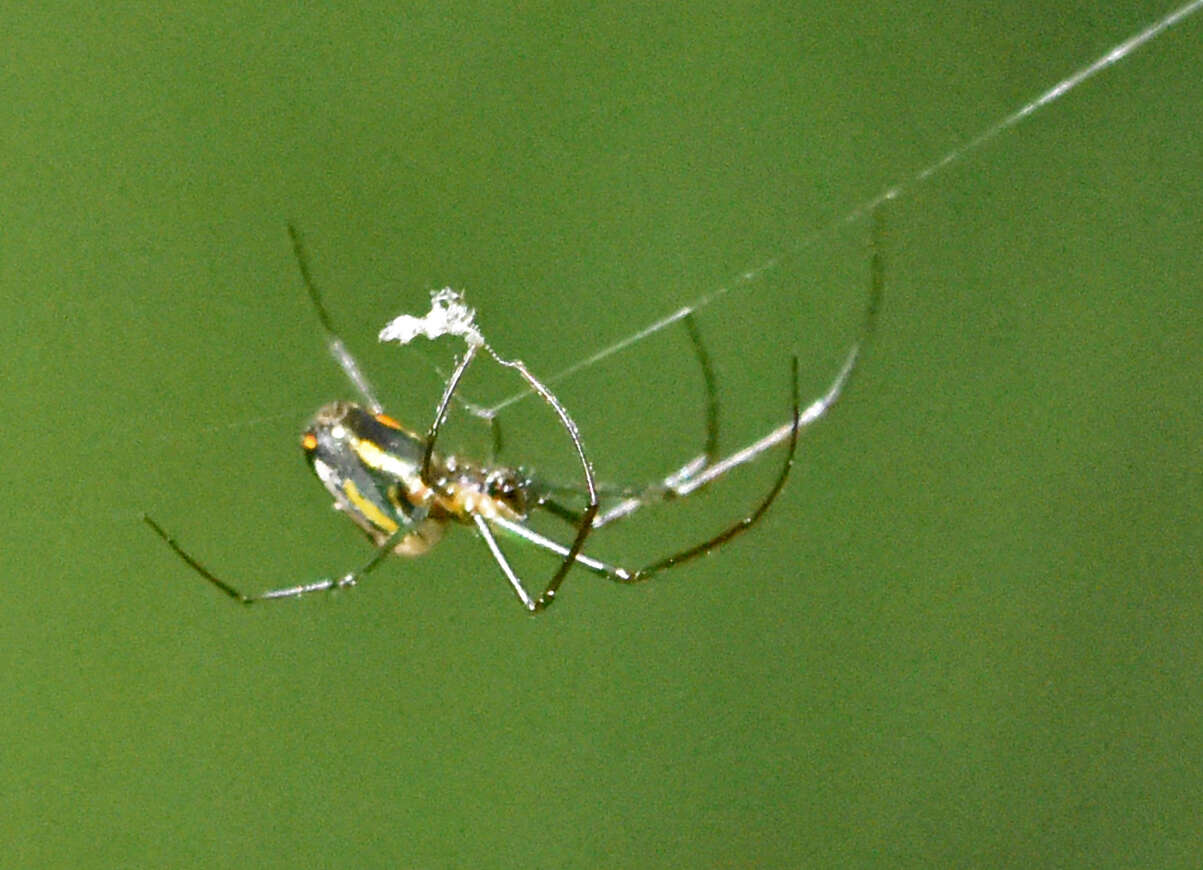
[474,355,801,590]
[482,348,599,612]
[143,514,415,603]
[580,201,885,528]
[531,334,858,532]
[472,515,632,608]
[472,515,535,609]
[420,342,480,484]
[288,223,383,413]
[619,356,800,583]
[532,311,721,527]
[677,312,720,473]
[486,414,504,463]
[487,515,631,580]
[406,331,600,612]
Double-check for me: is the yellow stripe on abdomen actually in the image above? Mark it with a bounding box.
[342,479,399,534]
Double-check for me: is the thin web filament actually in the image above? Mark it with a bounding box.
[482,0,1203,416]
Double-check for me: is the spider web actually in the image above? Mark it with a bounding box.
[142,0,1202,454]
[479,0,1203,417]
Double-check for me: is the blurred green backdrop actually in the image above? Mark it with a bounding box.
[2,1,1200,866]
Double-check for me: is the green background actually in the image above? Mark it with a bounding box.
[3,1,1200,866]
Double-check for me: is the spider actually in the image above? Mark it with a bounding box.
[144,222,881,613]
